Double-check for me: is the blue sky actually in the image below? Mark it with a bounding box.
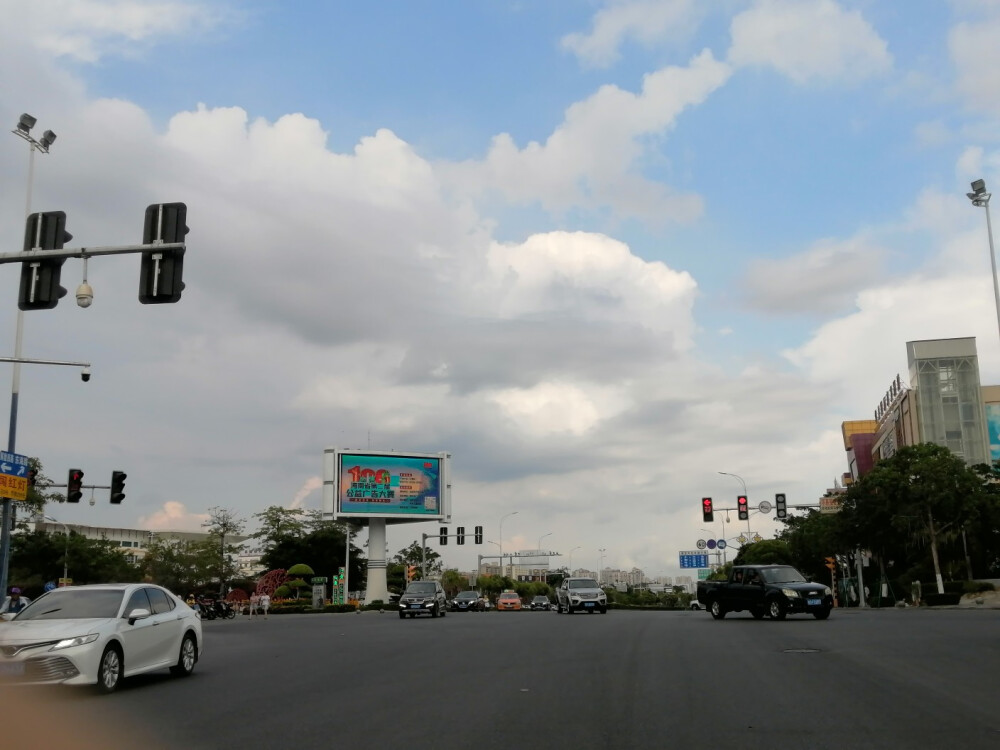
[2,0,999,579]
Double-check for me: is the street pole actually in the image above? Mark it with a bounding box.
[43,516,70,582]
[499,511,517,579]
[967,180,1000,345]
[719,471,752,538]
[1,115,54,598]
[568,546,580,574]
[537,532,551,581]
[598,548,606,584]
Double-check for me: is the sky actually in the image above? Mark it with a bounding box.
[2,0,1000,580]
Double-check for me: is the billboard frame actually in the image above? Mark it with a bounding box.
[323,448,452,523]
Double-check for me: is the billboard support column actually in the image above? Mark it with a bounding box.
[364,519,389,605]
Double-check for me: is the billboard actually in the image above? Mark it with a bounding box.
[987,403,1000,464]
[324,449,451,521]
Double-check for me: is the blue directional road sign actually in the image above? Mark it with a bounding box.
[0,451,30,501]
[706,539,717,549]
[679,551,709,569]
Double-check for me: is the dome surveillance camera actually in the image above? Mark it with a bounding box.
[81,367,91,383]
[76,281,93,308]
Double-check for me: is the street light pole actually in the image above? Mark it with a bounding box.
[967,179,1000,345]
[567,546,581,574]
[598,548,606,584]
[498,511,518,578]
[718,471,752,538]
[43,516,70,582]
[537,532,552,581]
[1,114,56,598]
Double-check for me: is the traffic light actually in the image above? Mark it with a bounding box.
[67,468,84,503]
[110,470,127,504]
[406,565,417,581]
[19,211,71,310]
[139,202,188,304]
[474,525,483,544]
[439,526,448,545]
[825,556,836,571]
[775,493,787,519]
[737,495,749,521]
[702,497,714,523]
[456,526,465,545]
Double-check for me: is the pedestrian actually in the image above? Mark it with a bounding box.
[6,587,28,615]
[248,592,260,619]
[259,592,270,619]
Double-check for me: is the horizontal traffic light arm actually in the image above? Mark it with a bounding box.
[0,356,90,368]
[0,242,185,265]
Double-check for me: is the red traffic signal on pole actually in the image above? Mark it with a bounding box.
[737,495,749,520]
[702,497,714,523]
[67,468,84,503]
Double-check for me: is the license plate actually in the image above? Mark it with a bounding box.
[410,604,421,609]
[0,662,25,676]
[584,602,594,607]
[807,598,821,606]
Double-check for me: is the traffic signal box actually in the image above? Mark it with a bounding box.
[456,526,465,545]
[825,556,836,571]
[139,202,188,304]
[737,495,749,521]
[19,211,72,310]
[474,526,483,544]
[775,493,787,519]
[67,468,84,503]
[110,470,127,504]
[702,497,714,523]
[406,565,417,581]
[439,527,448,545]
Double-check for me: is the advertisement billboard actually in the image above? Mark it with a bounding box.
[324,449,451,521]
[987,403,1000,464]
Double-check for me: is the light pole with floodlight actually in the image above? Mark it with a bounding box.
[536,532,552,581]
[567,546,581,574]
[498,511,518,578]
[598,548,606,584]
[967,179,1000,345]
[0,114,57,598]
[43,516,70,583]
[718,471,752,538]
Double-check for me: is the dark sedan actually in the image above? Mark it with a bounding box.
[450,591,485,612]
[529,595,551,611]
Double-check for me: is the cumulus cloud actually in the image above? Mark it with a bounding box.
[742,238,887,315]
[139,501,210,532]
[950,15,1000,117]
[445,49,731,223]
[728,0,892,84]
[561,0,703,68]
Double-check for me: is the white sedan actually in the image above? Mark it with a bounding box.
[0,583,202,693]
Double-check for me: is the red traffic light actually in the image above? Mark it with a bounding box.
[67,468,84,503]
[701,497,714,522]
[737,495,749,520]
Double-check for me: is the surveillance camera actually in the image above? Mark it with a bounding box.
[76,282,93,308]
[89,495,96,507]
[81,367,91,383]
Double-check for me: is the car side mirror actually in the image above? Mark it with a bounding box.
[127,607,151,625]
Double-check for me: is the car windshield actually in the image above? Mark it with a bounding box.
[533,596,548,602]
[406,583,437,594]
[456,592,478,600]
[15,589,125,620]
[500,593,518,599]
[569,579,599,589]
[760,567,807,584]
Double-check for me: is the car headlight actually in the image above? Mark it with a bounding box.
[781,589,800,598]
[51,634,100,651]
[824,587,832,596]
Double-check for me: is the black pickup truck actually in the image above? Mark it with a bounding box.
[696,564,833,620]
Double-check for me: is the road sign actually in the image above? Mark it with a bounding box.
[758,500,772,513]
[697,569,712,580]
[0,451,30,501]
[737,535,747,545]
[696,539,707,549]
[679,551,709,569]
[706,539,717,549]
[753,533,763,543]
[717,540,727,550]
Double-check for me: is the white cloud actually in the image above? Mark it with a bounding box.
[728,0,892,84]
[3,0,227,62]
[445,49,731,222]
[742,237,887,315]
[561,0,702,68]
[138,501,210,532]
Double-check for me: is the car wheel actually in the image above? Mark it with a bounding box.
[431,604,439,618]
[96,644,123,694]
[751,607,765,620]
[813,607,831,620]
[399,611,406,619]
[170,634,197,677]
[600,607,608,614]
[768,599,787,620]
[441,606,446,618]
[566,604,574,615]
[710,600,726,620]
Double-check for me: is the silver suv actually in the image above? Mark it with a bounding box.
[556,577,608,614]
[398,580,448,619]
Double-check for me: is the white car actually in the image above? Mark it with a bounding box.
[0,583,202,693]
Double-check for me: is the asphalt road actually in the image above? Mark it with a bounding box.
[11,606,1000,750]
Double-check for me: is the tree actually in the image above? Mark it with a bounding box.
[733,539,795,566]
[392,542,441,577]
[16,458,64,523]
[440,569,467,597]
[10,531,141,594]
[140,537,220,594]
[840,443,987,594]
[202,506,246,596]
[250,506,308,546]
[776,510,848,583]
[259,523,365,593]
